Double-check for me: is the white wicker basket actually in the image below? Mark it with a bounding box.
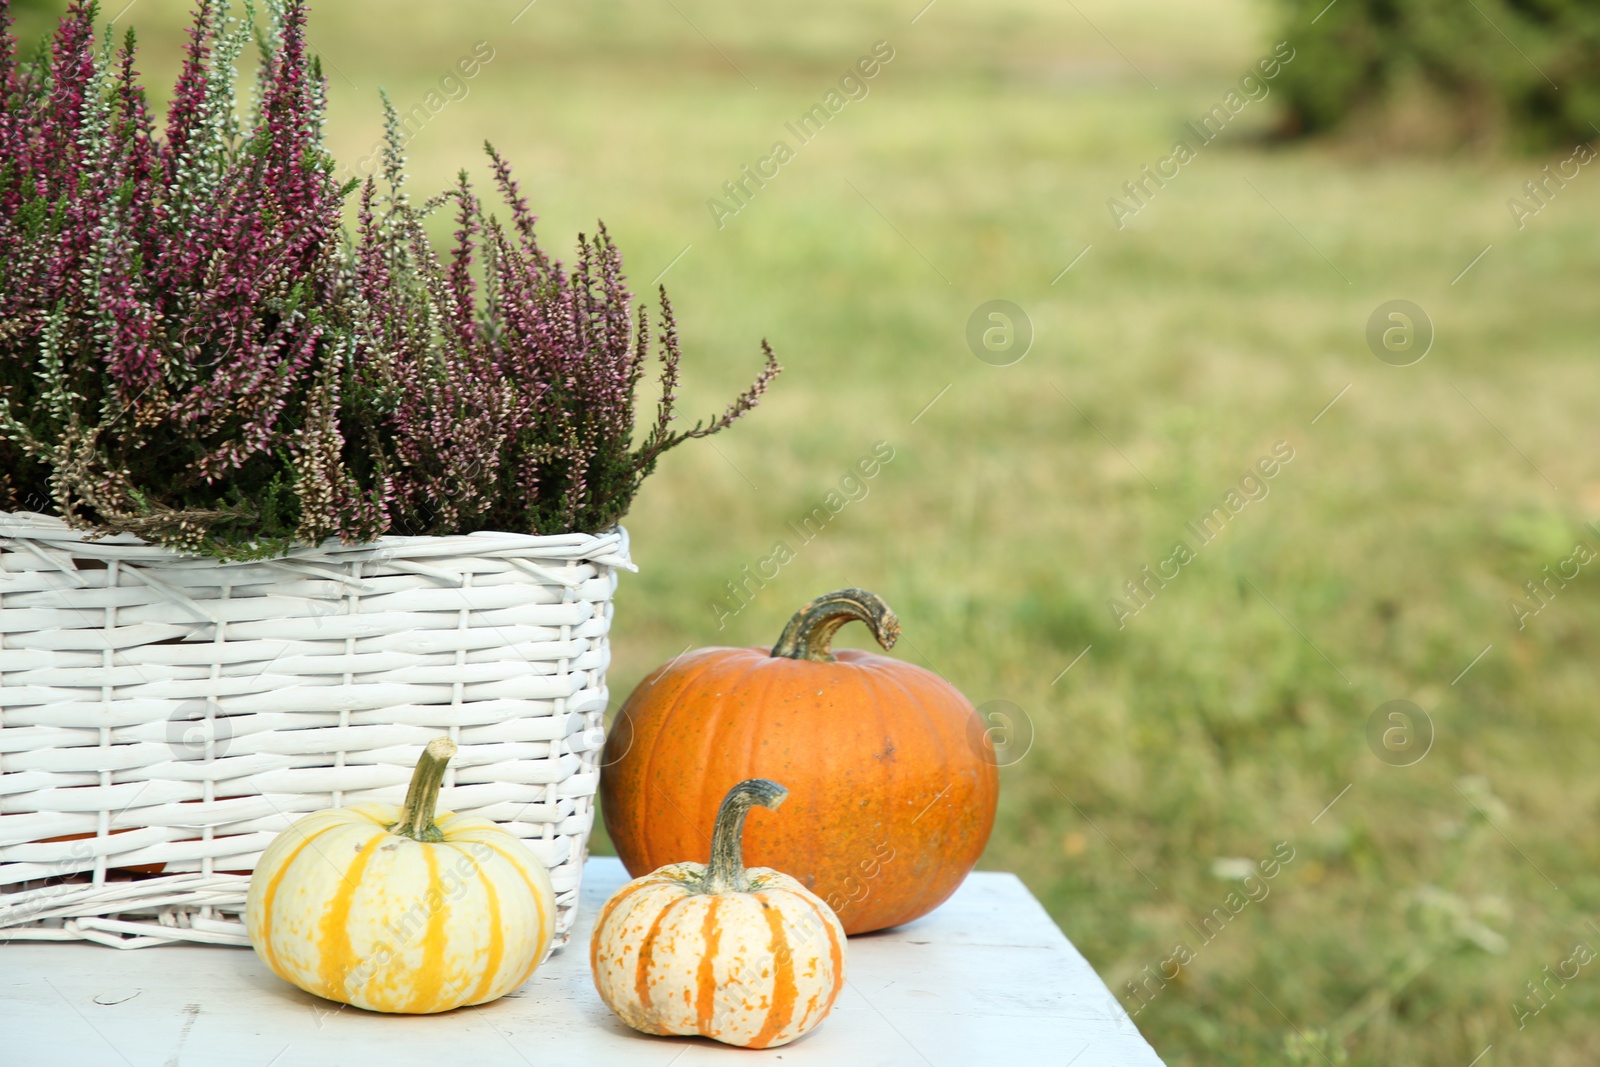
[0,511,633,950]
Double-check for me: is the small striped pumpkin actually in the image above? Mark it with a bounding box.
[591,778,846,1048]
[245,737,555,1014]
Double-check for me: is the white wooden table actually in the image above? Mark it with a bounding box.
[0,857,1166,1066]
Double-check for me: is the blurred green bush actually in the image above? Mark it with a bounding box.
[1273,0,1600,152]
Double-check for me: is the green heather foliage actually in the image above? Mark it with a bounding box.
[0,0,778,557]
[1273,0,1600,151]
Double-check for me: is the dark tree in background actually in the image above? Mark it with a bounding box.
[1274,0,1600,152]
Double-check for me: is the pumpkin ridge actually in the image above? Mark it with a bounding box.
[316,828,382,998]
[255,820,347,980]
[346,805,392,826]
[694,897,722,1034]
[783,900,826,1032]
[406,845,451,1013]
[820,903,845,1014]
[467,837,553,984]
[801,992,820,1030]
[590,875,656,978]
[844,663,913,930]
[749,894,798,1048]
[872,662,950,927]
[465,864,505,1005]
[633,890,689,1011]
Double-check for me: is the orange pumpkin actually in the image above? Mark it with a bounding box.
[600,588,998,934]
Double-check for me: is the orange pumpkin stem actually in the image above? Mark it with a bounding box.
[704,778,789,894]
[770,589,900,663]
[389,737,456,843]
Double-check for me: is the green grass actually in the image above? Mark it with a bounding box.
[16,0,1600,1061]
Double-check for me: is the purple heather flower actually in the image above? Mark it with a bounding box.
[0,0,779,554]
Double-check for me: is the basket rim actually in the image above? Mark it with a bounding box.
[0,511,633,569]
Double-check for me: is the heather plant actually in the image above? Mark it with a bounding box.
[0,0,780,556]
[347,104,782,538]
[0,0,381,557]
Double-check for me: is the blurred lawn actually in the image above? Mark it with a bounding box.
[16,0,1600,1062]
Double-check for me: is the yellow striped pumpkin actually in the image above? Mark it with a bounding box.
[245,737,555,1014]
[591,779,846,1048]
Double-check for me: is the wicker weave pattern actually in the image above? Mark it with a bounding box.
[0,513,632,949]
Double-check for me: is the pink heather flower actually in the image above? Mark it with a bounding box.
[349,124,781,537]
[0,0,779,554]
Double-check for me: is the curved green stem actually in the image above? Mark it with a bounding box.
[389,737,455,843]
[703,779,788,894]
[770,589,900,663]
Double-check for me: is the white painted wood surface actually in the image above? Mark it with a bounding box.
[0,857,1166,1066]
